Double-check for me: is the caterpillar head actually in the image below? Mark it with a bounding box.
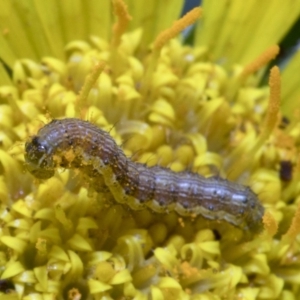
[25,136,55,179]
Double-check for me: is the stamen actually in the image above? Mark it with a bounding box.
[258,66,281,144]
[227,66,281,180]
[153,7,202,51]
[111,0,132,47]
[282,202,300,243]
[241,45,280,78]
[77,61,106,117]
[142,7,201,95]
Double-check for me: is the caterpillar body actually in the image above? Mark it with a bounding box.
[25,118,265,234]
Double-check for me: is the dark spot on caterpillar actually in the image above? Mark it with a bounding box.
[124,185,131,195]
[181,202,189,209]
[24,118,265,234]
[158,200,165,206]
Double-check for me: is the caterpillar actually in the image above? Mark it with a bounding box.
[24,118,265,234]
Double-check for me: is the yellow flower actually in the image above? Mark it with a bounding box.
[1,1,300,299]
